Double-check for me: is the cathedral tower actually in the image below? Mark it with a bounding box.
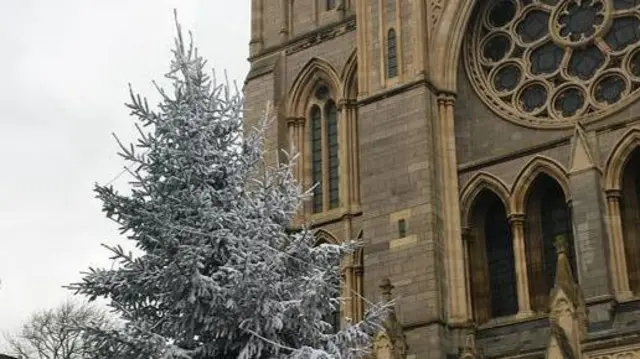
[244,0,640,358]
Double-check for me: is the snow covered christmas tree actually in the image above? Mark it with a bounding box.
[69,14,389,359]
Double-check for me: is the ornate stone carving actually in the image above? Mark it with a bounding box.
[285,18,356,56]
[586,345,640,359]
[372,279,408,359]
[460,328,481,359]
[429,0,444,32]
[464,0,640,128]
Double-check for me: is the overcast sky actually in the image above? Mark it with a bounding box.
[0,0,250,341]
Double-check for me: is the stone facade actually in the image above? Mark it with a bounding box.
[244,0,640,358]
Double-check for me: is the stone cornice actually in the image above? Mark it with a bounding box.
[248,15,356,63]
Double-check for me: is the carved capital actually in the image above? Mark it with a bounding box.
[286,116,305,127]
[508,213,525,225]
[606,188,623,199]
[461,227,473,242]
[354,265,364,276]
[437,92,456,106]
[337,98,356,110]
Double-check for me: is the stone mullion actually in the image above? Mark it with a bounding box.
[337,100,351,210]
[321,107,330,212]
[606,189,632,298]
[622,178,640,293]
[354,265,364,322]
[509,214,533,316]
[279,0,289,41]
[437,94,469,324]
[462,228,474,321]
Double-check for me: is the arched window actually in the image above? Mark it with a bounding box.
[386,28,398,79]
[310,105,323,213]
[309,85,340,213]
[621,148,640,294]
[468,190,518,323]
[524,174,577,311]
[326,0,336,10]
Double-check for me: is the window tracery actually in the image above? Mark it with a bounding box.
[309,85,340,214]
[465,0,640,127]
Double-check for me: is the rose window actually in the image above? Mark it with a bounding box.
[465,0,640,127]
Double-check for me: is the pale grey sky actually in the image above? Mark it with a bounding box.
[0,0,250,338]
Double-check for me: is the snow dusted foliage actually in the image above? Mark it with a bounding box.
[68,14,389,359]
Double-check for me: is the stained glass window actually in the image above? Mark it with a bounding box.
[484,197,519,317]
[466,0,640,125]
[311,105,323,213]
[326,101,340,209]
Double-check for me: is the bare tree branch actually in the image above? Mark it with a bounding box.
[3,299,117,359]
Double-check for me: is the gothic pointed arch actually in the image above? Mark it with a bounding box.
[463,176,518,323]
[460,172,511,227]
[314,228,340,245]
[287,57,342,118]
[430,0,477,92]
[513,156,576,312]
[512,156,571,214]
[605,127,640,191]
[341,48,358,100]
[604,127,640,295]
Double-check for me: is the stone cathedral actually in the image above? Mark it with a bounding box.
[243,0,640,358]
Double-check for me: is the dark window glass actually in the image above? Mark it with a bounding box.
[326,0,336,10]
[520,83,548,112]
[398,219,407,238]
[604,17,640,52]
[484,196,519,317]
[326,101,340,209]
[568,46,605,80]
[553,87,585,117]
[516,10,550,43]
[614,0,640,9]
[493,64,522,92]
[630,50,640,77]
[489,0,517,27]
[483,34,511,63]
[540,177,577,286]
[311,105,323,213]
[387,28,398,78]
[315,85,331,100]
[594,74,627,104]
[529,42,564,75]
[557,0,604,41]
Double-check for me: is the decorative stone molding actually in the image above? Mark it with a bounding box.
[429,0,445,33]
[372,278,408,359]
[464,0,640,128]
[586,344,640,359]
[459,171,511,228]
[459,328,482,359]
[545,235,588,359]
[285,17,356,56]
[510,155,571,214]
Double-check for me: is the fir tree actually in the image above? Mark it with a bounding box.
[68,14,389,359]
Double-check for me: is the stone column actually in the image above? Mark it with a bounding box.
[250,0,264,56]
[279,0,289,42]
[509,214,533,317]
[354,264,364,322]
[337,0,347,19]
[437,93,469,324]
[606,189,632,299]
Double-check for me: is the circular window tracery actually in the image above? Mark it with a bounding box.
[465,0,640,127]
